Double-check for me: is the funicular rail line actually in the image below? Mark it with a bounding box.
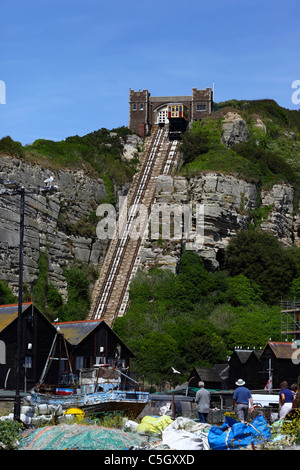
[113,138,179,323]
[89,128,179,326]
[89,128,166,321]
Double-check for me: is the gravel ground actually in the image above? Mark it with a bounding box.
[0,401,14,416]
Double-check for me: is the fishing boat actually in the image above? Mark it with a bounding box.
[30,333,149,419]
[30,366,149,418]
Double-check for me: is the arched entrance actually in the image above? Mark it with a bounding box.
[155,105,169,125]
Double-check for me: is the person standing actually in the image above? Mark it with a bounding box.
[279,381,294,419]
[232,379,254,422]
[291,383,298,409]
[294,376,300,409]
[195,381,211,423]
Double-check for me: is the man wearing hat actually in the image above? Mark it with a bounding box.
[232,379,254,422]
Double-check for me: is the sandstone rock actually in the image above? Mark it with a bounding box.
[222,112,249,148]
[139,173,299,271]
[254,117,267,133]
[0,154,108,295]
[260,184,294,245]
[122,135,143,161]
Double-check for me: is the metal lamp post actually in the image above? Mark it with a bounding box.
[0,178,58,420]
[14,185,25,420]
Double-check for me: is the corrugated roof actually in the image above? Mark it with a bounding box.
[233,350,253,364]
[0,303,32,333]
[193,367,223,383]
[54,319,102,345]
[267,341,298,359]
[54,319,136,357]
[231,349,262,363]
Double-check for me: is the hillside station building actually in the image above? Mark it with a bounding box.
[129,87,213,138]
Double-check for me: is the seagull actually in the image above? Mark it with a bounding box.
[44,176,54,186]
[171,366,181,374]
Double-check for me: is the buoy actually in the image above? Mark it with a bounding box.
[63,407,85,417]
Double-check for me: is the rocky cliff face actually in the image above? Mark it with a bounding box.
[0,115,298,299]
[139,173,298,272]
[138,109,300,273]
[221,111,249,147]
[0,154,109,297]
[0,132,144,298]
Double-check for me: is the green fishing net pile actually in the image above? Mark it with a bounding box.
[19,424,146,450]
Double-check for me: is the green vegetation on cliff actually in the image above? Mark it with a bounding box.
[1,100,300,387]
[113,231,300,386]
[0,127,137,188]
[180,99,300,194]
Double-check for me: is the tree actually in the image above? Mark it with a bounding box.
[46,283,63,310]
[180,125,209,164]
[225,274,262,306]
[225,230,297,303]
[33,252,64,321]
[223,304,281,349]
[34,252,49,312]
[60,266,91,321]
[177,250,212,302]
[181,318,228,367]
[0,280,16,305]
[289,277,300,300]
[137,331,180,386]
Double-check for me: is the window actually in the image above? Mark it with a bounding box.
[95,356,107,364]
[59,358,68,372]
[24,356,32,369]
[132,103,137,110]
[197,104,206,111]
[0,340,5,364]
[140,103,144,110]
[76,356,84,370]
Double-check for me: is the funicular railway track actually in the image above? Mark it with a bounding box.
[89,127,179,327]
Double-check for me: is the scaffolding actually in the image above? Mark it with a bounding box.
[280,299,300,342]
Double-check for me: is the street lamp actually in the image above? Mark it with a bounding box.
[0,178,58,420]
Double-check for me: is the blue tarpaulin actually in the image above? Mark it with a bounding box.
[208,415,271,450]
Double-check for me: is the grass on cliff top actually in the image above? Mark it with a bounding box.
[180,99,300,191]
[0,127,138,188]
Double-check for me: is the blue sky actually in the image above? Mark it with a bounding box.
[0,0,299,145]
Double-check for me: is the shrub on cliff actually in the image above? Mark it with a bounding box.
[0,136,24,157]
[0,280,16,305]
[225,229,297,303]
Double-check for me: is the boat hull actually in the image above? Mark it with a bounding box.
[30,390,149,419]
